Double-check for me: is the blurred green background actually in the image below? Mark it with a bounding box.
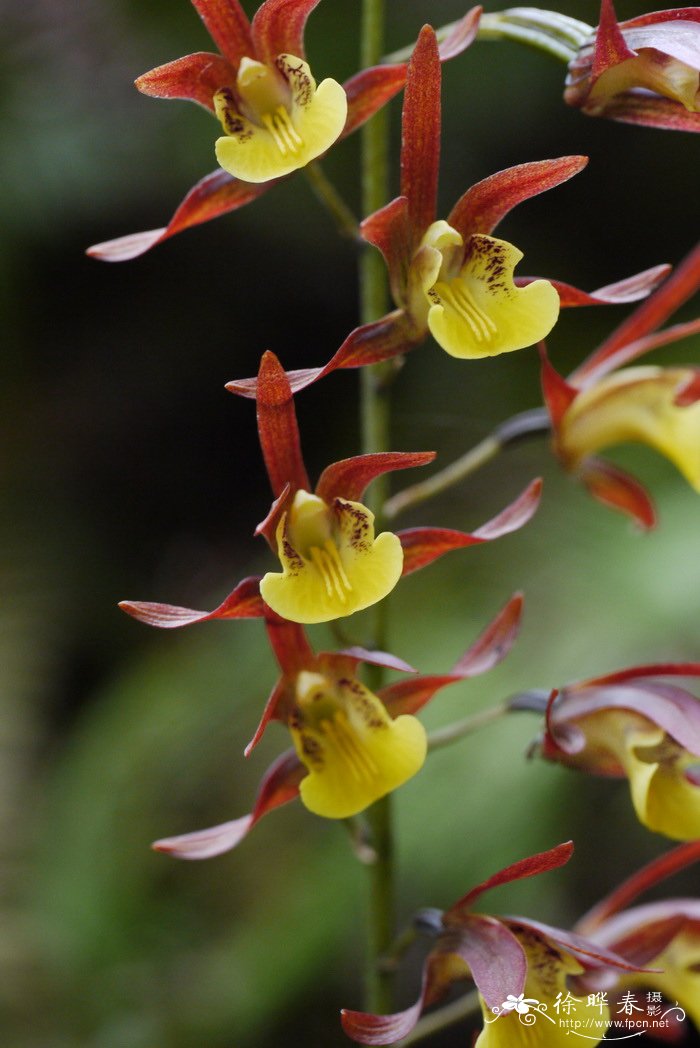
[1,0,699,1045]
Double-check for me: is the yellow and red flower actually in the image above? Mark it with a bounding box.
[151,594,525,848]
[87,3,482,261]
[521,663,700,841]
[565,0,700,132]
[541,242,700,528]
[342,843,647,1047]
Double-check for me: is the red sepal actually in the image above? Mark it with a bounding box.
[256,351,310,497]
[342,953,447,1046]
[539,345,578,429]
[87,171,271,262]
[316,452,435,504]
[226,312,416,399]
[507,915,654,973]
[151,749,304,859]
[579,319,700,386]
[401,26,441,244]
[592,0,636,82]
[523,264,670,307]
[578,663,700,690]
[398,479,541,576]
[191,0,253,67]
[255,482,291,550]
[622,8,700,29]
[135,53,235,111]
[580,458,657,530]
[578,841,700,930]
[590,914,687,970]
[361,197,413,306]
[380,594,524,717]
[573,242,700,383]
[445,841,574,920]
[251,0,321,66]
[438,7,482,61]
[342,64,408,140]
[447,157,588,242]
[589,90,700,131]
[265,614,314,674]
[118,575,265,628]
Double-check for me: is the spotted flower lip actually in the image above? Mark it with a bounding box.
[150,593,526,853]
[565,0,700,132]
[341,842,650,1047]
[87,3,483,261]
[521,662,700,841]
[539,241,700,528]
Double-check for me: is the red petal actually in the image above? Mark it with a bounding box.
[152,749,304,859]
[622,8,700,29]
[577,319,700,386]
[398,479,541,575]
[437,7,482,61]
[580,458,657,530]
[675,367,700,406]
[507,916,652,972]
[579,663,700,689]
[573,243,700,383]
[449,916,526,1009]
[401,26,441,242]
[523,263,670,307]
[191,0,253,66]
[316,452,435,504]
[251,0,320,65]
[539,344,578,429]
[594,914,687,969]
[256,351,310,497]
[447,157,588,242]
[588,91,700,132]
[342,64,408,140]
[333,647,416,675]
[361,197,413,305]
[451,593,524,677]
[118,576,265,628]
[255,482,291,549]
[381,596,522,717]
[592,0,636,82]
[135,52,235,111]
[87,171,270,261]
[244,677,288,756]
[578,841,700,930]
[446,842,574,918]
[226,313,416,399]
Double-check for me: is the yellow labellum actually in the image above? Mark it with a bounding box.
[559,367,700,492]
[214,54,347,183]
[630,930,700,1028]
[289,671,427,819]
[475,929,607,1048]
[260,490,403,624]
[569,710,700,841]
[413,227,559,360]
[590,52,700,113]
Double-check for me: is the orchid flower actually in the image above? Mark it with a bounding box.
[152,594,524,847]
[518,662,700,841]
[574,841,700,1032]
[541,241,700,528]
[566,0,700,132]
[226,27,671,400]
[342,842,649,1047]
[120,351,541,627]
[87,3,482,261]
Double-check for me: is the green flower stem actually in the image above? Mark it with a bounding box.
[304,161,361,241]
[384,8,592,66]
[427,701,510,754]
[399,990,481,1047]
[384,408,550,521]
[360,0,398,1018]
